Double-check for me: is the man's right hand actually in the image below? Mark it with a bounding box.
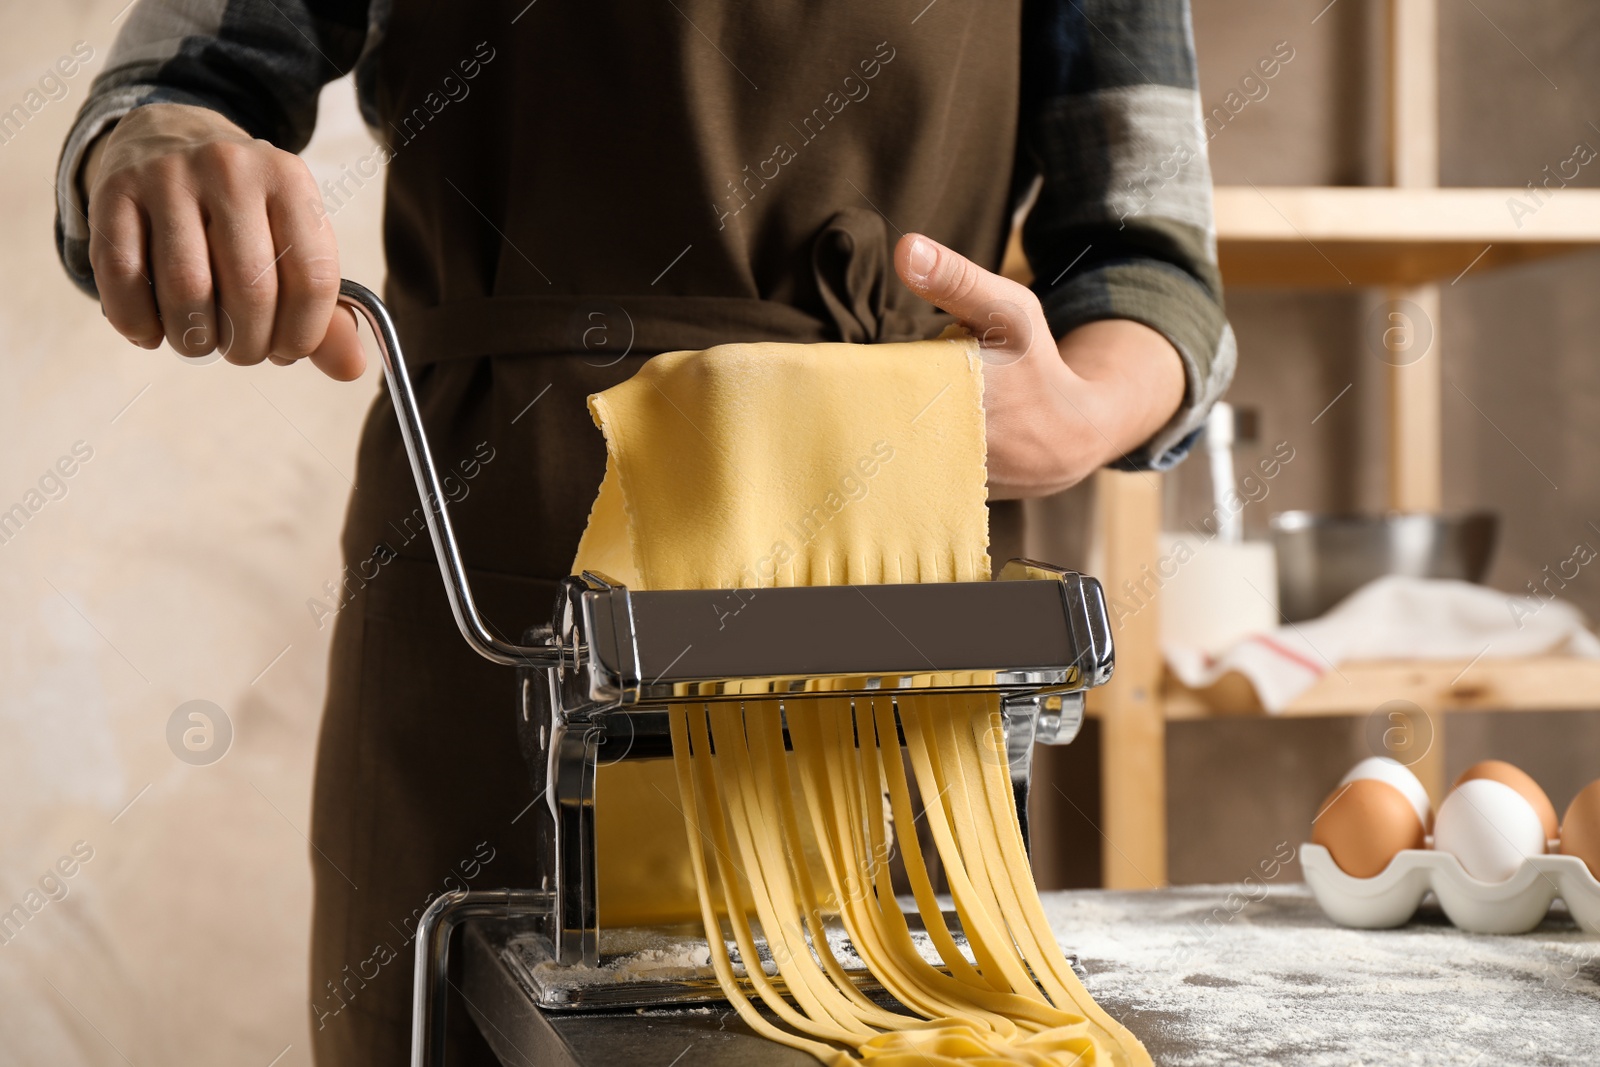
[83,103,364,380]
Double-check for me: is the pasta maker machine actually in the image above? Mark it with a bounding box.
[335,281,1117,1066]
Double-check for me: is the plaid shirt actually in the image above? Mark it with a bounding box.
[55,0,1233,470]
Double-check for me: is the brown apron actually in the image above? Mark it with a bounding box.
[308,2,1024,1062]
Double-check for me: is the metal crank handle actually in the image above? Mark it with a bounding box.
[337,280,560,667]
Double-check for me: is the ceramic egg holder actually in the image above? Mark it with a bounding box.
[1301,841,1600,935]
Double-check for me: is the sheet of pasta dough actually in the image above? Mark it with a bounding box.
[572,333,991,591]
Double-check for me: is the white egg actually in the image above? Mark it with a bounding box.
[1432,778,1547,882]
[1341,756,1432,830]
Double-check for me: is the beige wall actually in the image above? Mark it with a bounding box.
[1,3,384,1061]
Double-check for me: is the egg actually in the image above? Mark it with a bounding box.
[1559,778,1600,879]
[1455,760,1558,843]
[1432,778,1547,882]
[1341,756,1432,830]
[1312,777,1426,878]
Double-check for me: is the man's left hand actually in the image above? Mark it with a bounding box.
[894,233,1186,499]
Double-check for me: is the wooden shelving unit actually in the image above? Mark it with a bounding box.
[1061,0,1600,888]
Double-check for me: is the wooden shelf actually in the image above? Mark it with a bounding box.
[1215,185,1600,287]
[1094,657,1600,720]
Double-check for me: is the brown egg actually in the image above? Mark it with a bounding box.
[1559,778,1600,879]
[1456,760,1559,842]
[1312,778,1426,878]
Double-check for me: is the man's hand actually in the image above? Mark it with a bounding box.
[894,233,1185,499]
[83,103,363,379]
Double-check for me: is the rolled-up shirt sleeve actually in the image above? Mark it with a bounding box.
[1017,0,1236,471]
[54,0,371,296]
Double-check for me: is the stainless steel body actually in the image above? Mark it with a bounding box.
[1269,510,1498,622]
[334,280,1118,1066]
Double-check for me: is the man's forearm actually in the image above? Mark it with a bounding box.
[1057,318,1187,469]
[1017,0,1236,471]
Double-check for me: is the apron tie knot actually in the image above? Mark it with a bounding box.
[810,207,928,344]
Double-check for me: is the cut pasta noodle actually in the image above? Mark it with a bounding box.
[663,694,1149,1066]
[572,336,1151,1065]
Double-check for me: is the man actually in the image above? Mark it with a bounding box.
[57,1,1233,1061]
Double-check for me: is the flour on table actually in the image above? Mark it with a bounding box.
[1043,885,1599,1067]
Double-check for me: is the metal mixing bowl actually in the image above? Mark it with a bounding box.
[1268,511,1499,622]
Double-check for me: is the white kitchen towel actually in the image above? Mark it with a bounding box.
[1165,576,1600,711]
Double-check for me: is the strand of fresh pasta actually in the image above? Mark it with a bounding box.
[844,699,1036,1037]
[747,704,907,1023]
[864,698,989,990]
[956,706,1148,1064]
[711,701,904,1036]
[666,694,1150,1065]
[924,698,1140,1064]
[826,695,1104,1063]
[901,696,1056,999]
[677,705,859,1056]
[794,701,969,1021]
[852,698,1059,1034]
[926,695,1046,995]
